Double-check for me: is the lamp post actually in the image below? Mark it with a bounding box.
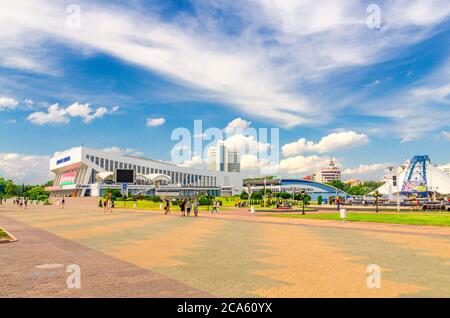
[374,190,380,213]
[247,184,251,210]
[300,189,306,215]
[263,176,267,208]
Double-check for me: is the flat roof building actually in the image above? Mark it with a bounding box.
[207,143,240,173]
[315,160,341,183]
[46,146,243,198]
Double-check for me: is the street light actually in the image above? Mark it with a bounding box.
[300,189,306,215]
[374,190,380,213]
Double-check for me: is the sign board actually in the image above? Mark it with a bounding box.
[121,183,128,197]
[115,169,135,183]
[56,156,71,165]
[60,171,77,185]
[339,208,347,219]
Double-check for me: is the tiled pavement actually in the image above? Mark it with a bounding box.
[1,203,449,297]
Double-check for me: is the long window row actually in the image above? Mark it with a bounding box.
[85,154,217,187]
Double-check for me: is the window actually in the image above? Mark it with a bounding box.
[95,157,99,165]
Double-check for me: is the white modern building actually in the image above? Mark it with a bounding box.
[315,160,341,183]
[207,143,240,172]
[439,164,450,177]
[46,146,243,198]
[376,155,450,197]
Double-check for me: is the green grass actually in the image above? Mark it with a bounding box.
[0,228,11,240]
[272,212,450,226]
[256,207,316,212]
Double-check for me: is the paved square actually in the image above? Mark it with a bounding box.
[1,202,449,297]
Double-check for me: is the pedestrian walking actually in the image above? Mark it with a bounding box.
[56,198,61,210]
[194,199,199,217]
[61,197,65,210]
[164,199,170,215]
[186,199,192,217]
[211,200,219,213]
[107,199,113,213]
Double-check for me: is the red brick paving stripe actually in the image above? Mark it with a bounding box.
[0,214,212,298]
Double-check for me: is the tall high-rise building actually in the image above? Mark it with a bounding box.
[315,159,341,183]
[207,144,240,172]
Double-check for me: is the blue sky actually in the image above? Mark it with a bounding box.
[0,0,450,183]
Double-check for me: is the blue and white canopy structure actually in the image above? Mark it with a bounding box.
[377,155,450,197]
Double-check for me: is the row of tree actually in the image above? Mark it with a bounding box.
[0,177,52,200]
[325,180,384,195]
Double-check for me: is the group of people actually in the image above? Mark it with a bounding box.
[177,198,200,217]
[102,199,113,213]
[12,198,28,208]
[163,199,220,217]
[55,197,66,210]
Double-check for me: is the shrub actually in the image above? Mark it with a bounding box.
[145,195,162,203]
[198,195,213,206]
[317,195,322,205]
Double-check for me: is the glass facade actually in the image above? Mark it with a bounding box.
[84,153,219,188]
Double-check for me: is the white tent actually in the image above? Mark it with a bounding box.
[376,157,450,196]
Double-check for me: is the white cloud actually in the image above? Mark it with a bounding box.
[4,119,17,124]
[222,133,271,153]
[366,80,381,87]
[0,96,19,110]
[179,155,206,169]
[342,163,390,181]
[240,153,332,177]
[0,153,52,184]
[3,1,448,127]
[25,98,34,106]
[102,147,144,157]
[27,102,118,125]
[278,155,331,176]
[442,131,450,141]
[282,131,369,157]
[413,84,450,103]
[147,117,166,127]
[224,118,252,134]
[27,103,69,125]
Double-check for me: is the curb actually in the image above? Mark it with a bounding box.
[0,227,18,244]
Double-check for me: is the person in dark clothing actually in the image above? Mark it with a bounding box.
[180,199,186,217]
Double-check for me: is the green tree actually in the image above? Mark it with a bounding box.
[104,188,122,200]
[317,195,323,205]
[5,182,17,196]
[250,190,264,200]
[326,180,348,192]
[44,180,54,187]
[240,191,249,200]
[24,186,49,200]
[280,192,292,199]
